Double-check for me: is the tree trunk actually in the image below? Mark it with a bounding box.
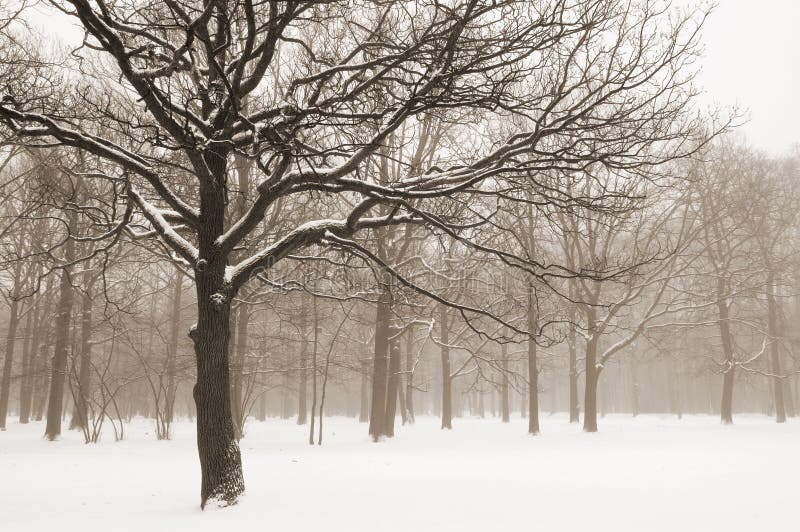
[231,302,249,438]
[18,294,39,424]
[44,235,76,440]
[33,341,49,421]
[766,273,786,423]
[297,298,308,425]
[583,304,600,432]
[165,270,183,428]
[368,285,390,440]
[405,327,415,423]
[784,378,796,418]
[500,342,510,423]
[256,392,266,421]
[0,294,21,430]
[398,341,408,426]
[383,327,400,437]
[669,357,682,419]
[359,357,369,423]
[568,321,580,423]
[717,279,735,424]
[527,285,539,435]
[777,307,796,417]
[439,304,452,430]
[630,356,640,417]
[165,270,183,431]
[191,264,244,508]
[70,280,93,430]
[280,372,291,419]
[308,300,319,445]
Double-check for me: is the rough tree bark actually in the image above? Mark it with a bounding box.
[189,152,244,508]
[190,268,243,508]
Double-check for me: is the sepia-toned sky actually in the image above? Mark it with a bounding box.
[25,0,800,154]
[697,0,800,154]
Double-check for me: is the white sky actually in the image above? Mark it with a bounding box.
[697,0,800,153]
[23,0,800,154]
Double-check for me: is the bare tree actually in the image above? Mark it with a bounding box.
[1,0,713,507]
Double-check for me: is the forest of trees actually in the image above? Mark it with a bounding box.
[0,0,798,510]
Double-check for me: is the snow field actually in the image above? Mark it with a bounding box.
[1,414,797,532]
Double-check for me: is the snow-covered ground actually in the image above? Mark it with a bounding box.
[1,414,797,532]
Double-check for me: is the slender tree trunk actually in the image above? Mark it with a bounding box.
[0,293,21,429]
[368,284,390,440]
[777,308,796,417]
[631,356,640,418]
[784,378,796,418]
[165,270,183,431]
[398,340,408,426]
[383,327,400,437]
[500,342,510,423]
[568,321,580,423]
[317,300,333,445]
[527,285,539,435]
[565,279,581,423]
[583,325,600,432]
[359,357,369,423]
[70,279,93,430]
[231,302,249,438]
[45,230,76,440]
[405,327,415,423]
[280,372,291,419]
[766,273,786,423]
[668,357,682,419]
[29,279,54,423]
[308,299,318,445]
[33,341,49,421]
[297,299,308,426]
[717,279,735,424]
[256,392,266,421]
[439,304,452,430]
[18,294,39,424]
